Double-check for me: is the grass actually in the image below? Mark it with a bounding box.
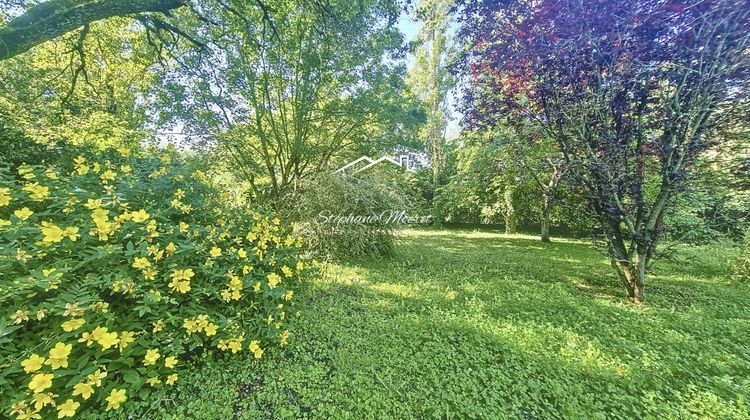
[143,229,750,419]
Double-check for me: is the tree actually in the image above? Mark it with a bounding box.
[511,137,567,242]
[0,16,169,170]
[408,0,455,225]
[457,0,750,302]
[0,0,185,60]
[155,0,409,201]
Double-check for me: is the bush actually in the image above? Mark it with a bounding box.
[290,169,419,260]
[0,148,315,418]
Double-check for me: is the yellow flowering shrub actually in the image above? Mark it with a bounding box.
[0,150,315,418]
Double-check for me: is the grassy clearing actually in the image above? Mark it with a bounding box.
[144,229,750,419]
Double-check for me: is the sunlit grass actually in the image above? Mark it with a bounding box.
[147,229,750,419]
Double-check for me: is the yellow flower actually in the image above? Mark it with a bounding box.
[23,183,49,201]
[44,342,71,370]
[57,399,80,418]
[98,331,119,350]
[267,273,281,289]
[165,242,177,254]
[146,219,159,237]
[183,319,198,334]
[228,336,244,353]
[85,198,104,209]
[0,218,10,227]
[87,369,107,386]
[119,331,136,351]
[63,302,84,317]
[14,207,33,221]
[165,373,178,385]
[28,373,54,393]
[72,382,94,400]
[279,330,290,347]
[179,222,189,233]
[64,226,80,241]
[121,165,132,174]
[21,354,45,373]
[15,408,41,419]
[146,376,161,386]
[152,319,165,332]
[237,248,248,259]
[11,309,29,324]
[44,167,58,179]
[0,187,11,206]
[40,221,64,243]
[249,341,264,359]
[143,267,158,280]
[131,209,149,223]
[204,323,218,337]
[74,156,89,174]
[281,265,293,277]
[90,326,108,340]
[144,349,160,366]
[132,257,151,269]
[61,318,85,332]
[170,268,195,281]
[209,246,222,257]
[32,392,53,410]
[168,278,191,293]
[90,301,109,312]
[284,291,294,301]
[164,356,178,369]
[91,207,109,224]
[105,388,127,411]
[15,248,29,261]
[221,289,233,302]
[100,170,116,182]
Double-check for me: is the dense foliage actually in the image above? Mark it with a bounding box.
[457,0,750,301]
[0,149,314,418]
[291,170,423,260]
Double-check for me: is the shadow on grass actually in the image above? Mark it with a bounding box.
[157,230,750,419]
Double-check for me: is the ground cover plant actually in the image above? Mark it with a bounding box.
[145,230,750,419]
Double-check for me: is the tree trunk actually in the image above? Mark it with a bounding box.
[431,189,443,227]
[503,188,517,234]
[540,192,552,242]
[615,254,646,303]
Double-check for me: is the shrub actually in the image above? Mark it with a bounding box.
[290,169,419,260]
[0,148,315,418]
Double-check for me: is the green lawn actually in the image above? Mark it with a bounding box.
[144,230,749,419]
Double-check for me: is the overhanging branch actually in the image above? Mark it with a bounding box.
[0,0,186,60]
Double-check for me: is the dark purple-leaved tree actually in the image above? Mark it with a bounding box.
[456,0,750,302]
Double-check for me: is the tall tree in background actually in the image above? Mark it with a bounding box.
[457,0,750,302]
[510,134,567,242]
[155,0,409,201]
[408,0,455,225]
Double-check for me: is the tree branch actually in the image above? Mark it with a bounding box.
[0,0,185,60]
